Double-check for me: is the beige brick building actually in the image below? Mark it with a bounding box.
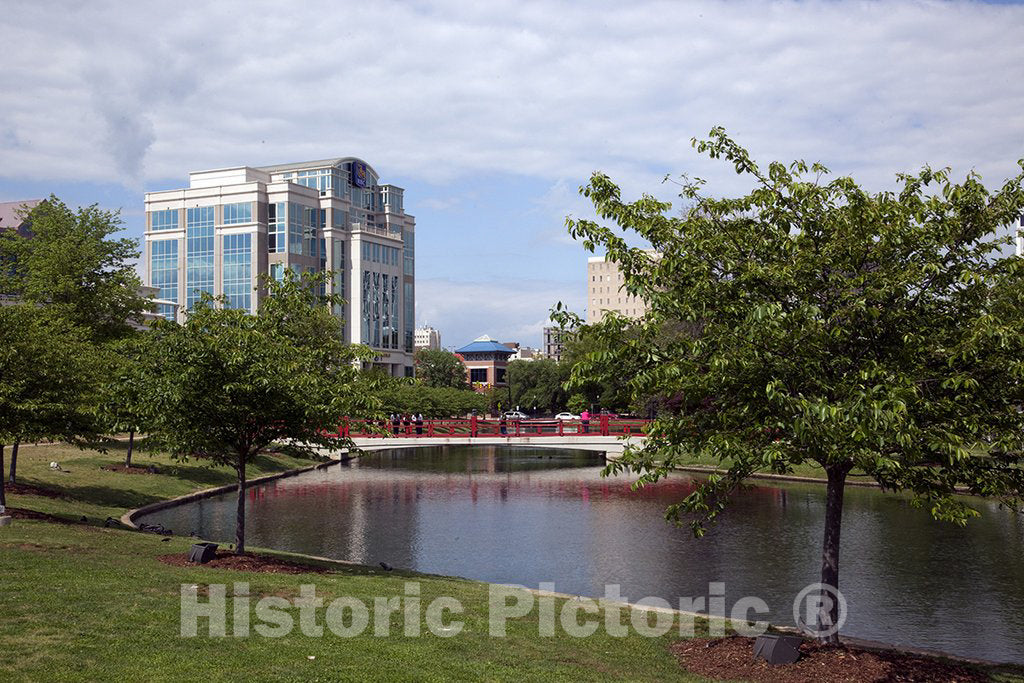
[586,254,651,324]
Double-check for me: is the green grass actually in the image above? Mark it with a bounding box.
[0,442,710,681]
[3,442,1020,681]
[3,440,316,523]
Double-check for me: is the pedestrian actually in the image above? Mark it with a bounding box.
[581,408,590,434]
[391,413,399,435]
[415,413,424,435]
[500,414,507,435]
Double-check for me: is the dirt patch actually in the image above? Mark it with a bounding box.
[5,508,81,524]
[4,482,64,498]
[671,636,989,682]
[100,465,157,475]
[158,551,335,575]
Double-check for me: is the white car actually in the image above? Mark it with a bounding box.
[502,411,529,420]
[554,412,579,421]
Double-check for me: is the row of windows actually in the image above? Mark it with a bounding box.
[151,209,178,231]
[361,271,401,349]
[223,202,253,225]
[361,241,401,266]
[151,239,178,319]
[186,207,215,309]
[222,234,252,310]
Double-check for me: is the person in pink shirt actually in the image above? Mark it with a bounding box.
[580,409,590,434]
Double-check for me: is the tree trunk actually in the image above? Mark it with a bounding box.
[234,455,246,555]
[0,444,6,508]
[8,440,19,484]
[125,431,134,468]
[818,463,850,644]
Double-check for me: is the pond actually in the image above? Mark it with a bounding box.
[140,445,1024,663]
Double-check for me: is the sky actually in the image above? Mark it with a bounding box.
[3,0,1024,348]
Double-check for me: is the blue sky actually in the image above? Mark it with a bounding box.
[3,0,1024,348]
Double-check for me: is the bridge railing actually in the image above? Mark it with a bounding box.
[334,417,649,439]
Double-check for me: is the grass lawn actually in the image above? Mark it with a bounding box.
[0,442,708,681]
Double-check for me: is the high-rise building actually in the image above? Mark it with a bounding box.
[143,158,415,377]
[543,326,568,361]
[414,325,441,351]
[586,254,652,324]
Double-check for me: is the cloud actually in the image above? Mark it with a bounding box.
[416,276,585,349]
[2,0,1023,194]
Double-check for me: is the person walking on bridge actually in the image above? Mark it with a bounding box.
[581,409,590,434]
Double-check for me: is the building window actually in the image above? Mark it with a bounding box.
[151,209,178,231]
[404,281,414,352]
[403,229,414,276]
[222,233,252,310]
[223,202,252,225]
[470,368,488,383]
[269,202,285,253]
[270,263,283,282]
[150,239,178,319]
[186,207,215,309]
[289,203,304,255]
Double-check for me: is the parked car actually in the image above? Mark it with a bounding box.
[502,411,529,420]
[554,412,579,421]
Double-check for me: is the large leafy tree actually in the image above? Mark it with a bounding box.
[506,358,571,414]
[141,272,376,553]
[96,334,155,468]
[561,128,1024,642]
[0,305,100,500]
[414,348,470,389]
[0,195,146,341]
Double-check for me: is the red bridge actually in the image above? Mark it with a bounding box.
[334,416,649,439]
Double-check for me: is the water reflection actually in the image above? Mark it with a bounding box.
[142,445,1024,663]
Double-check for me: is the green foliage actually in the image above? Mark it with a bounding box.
[506,358,571,414]
[414,348,469,389]
[376,380,488,418]
[0,195,146,341]
[0,305,101,502]
[0,305,100,446]
[138,271,376,551]
[563,127,1024,636]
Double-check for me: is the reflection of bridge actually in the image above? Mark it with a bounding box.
[329,417,648,457]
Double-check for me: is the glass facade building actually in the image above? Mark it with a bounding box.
[143,157,416,377]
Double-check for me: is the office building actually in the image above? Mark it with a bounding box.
[143,157,415,377]
[414,325,441,351]
[587,254,652,324]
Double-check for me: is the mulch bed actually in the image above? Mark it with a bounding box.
[671,636,988,682]
[4,482,64,498]
[158,551,336,575]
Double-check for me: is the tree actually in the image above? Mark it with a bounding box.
[561,128,1024,642]
[0,195,146,341]
[376,379,488,418]
[506,358,570,414]
[0,305,100,498]
[141,272,376,553]
[414,348,469,389]
[96,334,155,468]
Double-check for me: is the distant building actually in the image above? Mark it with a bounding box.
[143,157,415,377]
[543,326,569,361]
[455,335,515,388]
[0,199,41,238]
[414,325,441,351]
[586,253,654,324]
[510,346,541,361]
